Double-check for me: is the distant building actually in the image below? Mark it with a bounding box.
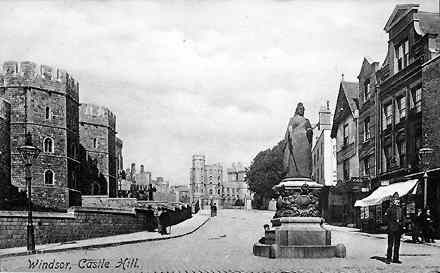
[189,155,223,208]
[0,61,81,209]
[115,137,123,176]
[312,103,337,186]
[189,154,206,205]
[135,165,151,186]
[79,103,117,197]
[223,162,251,207]
[0,98,11,191]
[170,185,190,203]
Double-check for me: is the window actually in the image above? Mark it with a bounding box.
[364,79,371,101]
[93,138,97,149]
[364,157,370,176]
[396,95,407,123]
[383,103,393,130]
[44,170,54,185]
[395,39,409,72]
[411,88,422,113]
[43,137,54,153]
[45,107,51,120]
[209,189,213,195]
[364,117,370,142]
[343,160,350,181]
[397,139,406,167]
[384,144,393,171]
[343,124,349,146]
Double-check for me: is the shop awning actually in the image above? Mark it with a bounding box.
[354,179,419,207]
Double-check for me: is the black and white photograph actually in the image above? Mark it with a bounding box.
[0,0,440,272]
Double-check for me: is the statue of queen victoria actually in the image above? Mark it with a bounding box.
[282,102,313,178]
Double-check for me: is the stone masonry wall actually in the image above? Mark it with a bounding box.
[0,98,11,187]
[0,207,155,249]
[79,103,117,197]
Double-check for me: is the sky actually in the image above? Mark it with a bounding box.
[0,0,437,185]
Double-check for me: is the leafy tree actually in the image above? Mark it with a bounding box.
[246,140,286,209]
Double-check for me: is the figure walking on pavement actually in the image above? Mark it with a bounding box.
[384,192,403,264]
[422,208,436,243]
[412,208,424,243]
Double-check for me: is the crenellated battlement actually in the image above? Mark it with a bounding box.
[0,61,79,100]
[79,103,116,130]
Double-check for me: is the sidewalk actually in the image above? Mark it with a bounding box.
[325,224,440,248]
[0,210,210,259]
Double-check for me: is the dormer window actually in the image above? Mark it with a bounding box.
[395,39,409,72]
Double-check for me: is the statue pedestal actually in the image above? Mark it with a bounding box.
[253,177,346,259]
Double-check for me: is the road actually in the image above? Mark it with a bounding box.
[1,209,439,273]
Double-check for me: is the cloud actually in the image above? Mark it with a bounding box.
[0,0,437,184]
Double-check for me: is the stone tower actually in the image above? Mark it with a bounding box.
[190,154,206,204]
[79,103,117,197]
[0,61,81,209]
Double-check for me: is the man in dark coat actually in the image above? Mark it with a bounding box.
[384,192,403,264]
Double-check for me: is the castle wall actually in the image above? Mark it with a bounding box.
[0,99,11,188]
[79,103,117,197]
[0,61,80,210]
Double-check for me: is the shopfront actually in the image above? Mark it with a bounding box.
[354,179,419,233]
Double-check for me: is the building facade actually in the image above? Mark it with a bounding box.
[79,103,117,197]
[357,58,380,183]
[0,61,81,209]
[222,162,250,207]
[374,4,440,229]
[312,103,337,187]
[0,98,11,192]
[330,80,363,225]
[189,155,223,208]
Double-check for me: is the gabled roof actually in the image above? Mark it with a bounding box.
[384,4,419,32]
[330,81,359,138]
[357,57,379,79]
[341,81,359,113]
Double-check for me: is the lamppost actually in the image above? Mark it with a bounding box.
[17,133,41,253]
[419,137,433,209]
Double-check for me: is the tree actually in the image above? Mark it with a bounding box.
[246,140,286,209]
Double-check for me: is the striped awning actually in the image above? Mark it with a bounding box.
[354,179,419,207]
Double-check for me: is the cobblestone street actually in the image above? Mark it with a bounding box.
[1,209,439,273]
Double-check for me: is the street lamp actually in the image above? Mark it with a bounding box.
[419,138,433,209]
[17,133,41,253]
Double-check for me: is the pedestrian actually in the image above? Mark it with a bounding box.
[384,192,403,264]
[412,208,424,243]
[422,208,436,243]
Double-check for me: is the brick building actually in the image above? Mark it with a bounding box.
[374,4,440,227]
[79,103,117,197]
[0,98,11,192]
[357,58,380,181]
[351,4,440,236]
[0,61,80,209]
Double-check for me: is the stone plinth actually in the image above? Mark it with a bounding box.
[272,217,330,246]
[253,177,346,259]
[253,217,343,258]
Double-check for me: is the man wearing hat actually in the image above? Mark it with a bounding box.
[384,192,403,264]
